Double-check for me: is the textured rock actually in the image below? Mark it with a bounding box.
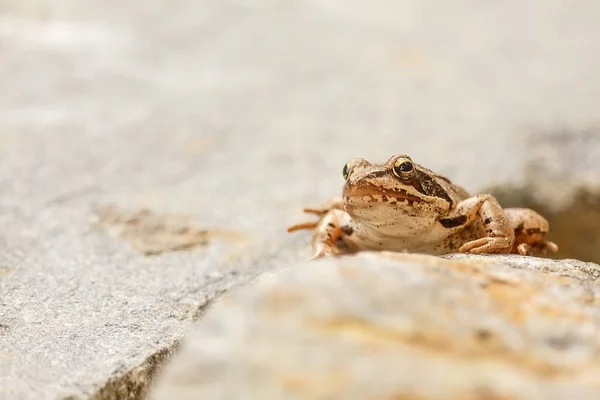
[1,0,600,398]
[94,205,210,256]
[151,252,600,400]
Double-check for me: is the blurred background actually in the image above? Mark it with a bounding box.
[1,0,600,398]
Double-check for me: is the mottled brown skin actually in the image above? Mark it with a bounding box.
[288,154,558,259]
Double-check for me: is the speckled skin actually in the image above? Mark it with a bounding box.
[289,155,558,259]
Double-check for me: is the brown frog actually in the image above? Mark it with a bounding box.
[288,154,558,259]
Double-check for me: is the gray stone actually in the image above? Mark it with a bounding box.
[150,252,600,400]
[1,0,600,398]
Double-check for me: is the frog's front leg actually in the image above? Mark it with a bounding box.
[504,208,559,256]
[310,208,356,259]
[439,194,515,254]
[287,197,355,258]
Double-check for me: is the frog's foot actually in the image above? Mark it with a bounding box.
[302,197,345,216]
[446,194,515,254]
[517,241,559,256]
[459,236,514,254]
[504,208,559,256]
[309,208,354,259]
[287,197,345,233]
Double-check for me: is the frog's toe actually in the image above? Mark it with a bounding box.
[517,243,532,256]
[303,207,329,216]
[303,197,345,216]
[459,237,512,254]
[458,238,487,253]
[545,240,559,253]
[287,222,319,233]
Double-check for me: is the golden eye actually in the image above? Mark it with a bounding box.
[393,158,414,178]
[342,163,351,180]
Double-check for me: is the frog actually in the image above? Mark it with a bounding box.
[288,154,558,259]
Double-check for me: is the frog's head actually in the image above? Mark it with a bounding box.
[341,154,453,234]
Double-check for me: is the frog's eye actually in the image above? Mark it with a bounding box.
[393,158,414,178]
[342,163,351,180]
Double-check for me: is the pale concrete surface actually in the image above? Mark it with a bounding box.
[0,0,599,398]
[150,252,600,400]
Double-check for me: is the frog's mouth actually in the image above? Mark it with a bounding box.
[343,183,425,205]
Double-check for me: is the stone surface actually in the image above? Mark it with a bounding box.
[151,252,600,400]
[1,0,600,398]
